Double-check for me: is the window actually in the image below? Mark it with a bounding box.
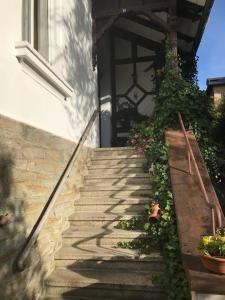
[22,0,49,61]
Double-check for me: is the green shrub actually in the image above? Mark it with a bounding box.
[125,40,221,300]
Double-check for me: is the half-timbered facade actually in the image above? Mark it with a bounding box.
[93,0,214,146]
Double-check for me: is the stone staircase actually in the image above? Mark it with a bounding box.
[43,147,164,300]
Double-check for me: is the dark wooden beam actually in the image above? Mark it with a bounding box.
[93,1,169,19]
[125,15,167,34]
[177,32,194,43]
[112,26,161,51]
[140,10,170,33]
[192,0,215,54]
[126,15,194,44]
[179,10,201,22]
[94,15,120,45]
[183,0,203,12]
[115,55,156,65]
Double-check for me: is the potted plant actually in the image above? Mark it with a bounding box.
[198,228,225,274]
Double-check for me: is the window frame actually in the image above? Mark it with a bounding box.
[22,0,49,62]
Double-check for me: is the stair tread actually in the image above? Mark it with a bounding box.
[76,198,149,204]
[44,147,164,299]
[55,245,162,261]
[69,212,147,221]
[94,147,134,151]
[85,173,149,179]
[91,155,144,160]
[88,164,144,169]
[46,268,160,289]
[63,228,145,238]
[80,185,152,191]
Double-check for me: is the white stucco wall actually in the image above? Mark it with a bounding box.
[0,0,99,147]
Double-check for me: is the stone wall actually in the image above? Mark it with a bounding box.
[0,114,93,300]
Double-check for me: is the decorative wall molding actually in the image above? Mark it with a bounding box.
[15,41,74,99]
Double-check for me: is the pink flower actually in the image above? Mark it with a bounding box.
[136,147,143,155]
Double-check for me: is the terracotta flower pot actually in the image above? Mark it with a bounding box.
[0,213,12,227]
[200,255,225,274]
[149,202,160,221]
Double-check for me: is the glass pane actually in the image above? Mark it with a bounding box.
[137,46,154,57]
[136,62,155,92]
[115,64,133,95]
[137,95,155,117]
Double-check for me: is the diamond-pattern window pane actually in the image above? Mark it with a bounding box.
[115,64,133,94]
[137,95,155,116]
[137,62,155,92]
[127,86,144,104]
[117,97,134,112]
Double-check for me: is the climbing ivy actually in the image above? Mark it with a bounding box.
[118,40,221,300]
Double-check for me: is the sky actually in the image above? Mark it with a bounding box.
[197,0,225,90]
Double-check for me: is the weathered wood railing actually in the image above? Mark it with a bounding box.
[178,112,222,235]
[15,109,99,270]
[166,115,225,295]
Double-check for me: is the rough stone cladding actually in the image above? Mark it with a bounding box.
[0,114,93,300]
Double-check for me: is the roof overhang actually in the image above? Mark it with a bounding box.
[92,0,215,55]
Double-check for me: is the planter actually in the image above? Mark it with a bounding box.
[200,255,225,274]
[0,213,12,227]
[149,202,160,221]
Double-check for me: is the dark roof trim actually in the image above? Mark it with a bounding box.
[207,77,225,87]
[192,0,215,54]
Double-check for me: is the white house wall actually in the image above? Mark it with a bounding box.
[0,0,99,147]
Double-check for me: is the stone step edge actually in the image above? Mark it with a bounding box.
[90,156,144,161]
[62,232,146,238]
[54,254,163,263]
[85,174,149,178]
[45,282,161,294]
[94,147,134,151]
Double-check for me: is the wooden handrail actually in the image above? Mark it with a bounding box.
[177,112,222,235]
[15,109,99,270]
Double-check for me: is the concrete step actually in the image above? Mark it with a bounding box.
[76,197,149,205]
[69,212,147,222]
[80,189,152,198]
[44,296,164,300]
[87,167,145,175]
[75,204,146,213]
[45,267,158,287]
[85,172,149,179]
[93,147,135,157]
[91,154,143,160]
[54,245,152,261]
[62,227,146,246]
[67,219,140,229]
[84,177,150,185]
[62,236,142,247]
[55,253,164,271]
[89,159,145,168]
[45,268,163,299]
[45,287,164,299]
[80,184,151,191]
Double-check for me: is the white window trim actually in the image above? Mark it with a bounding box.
[15,41,74,99]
